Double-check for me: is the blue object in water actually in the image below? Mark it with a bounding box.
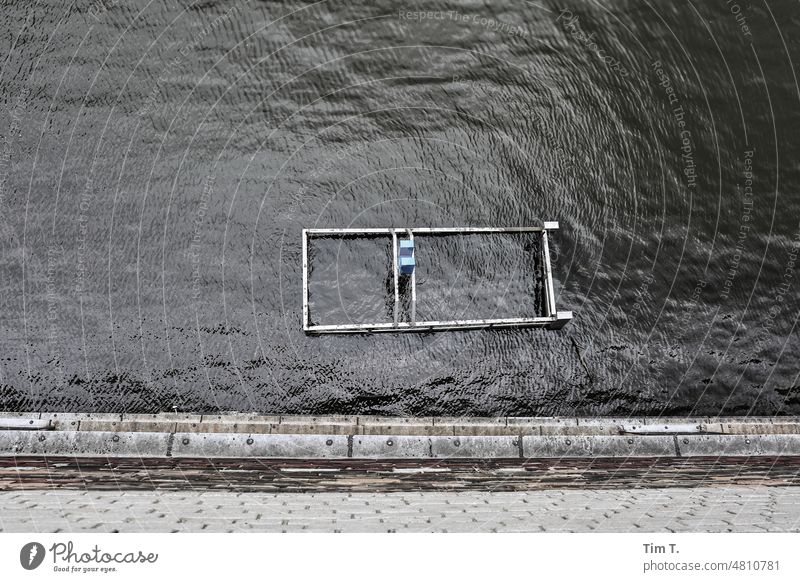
[398,239,415,274]
[399,256,415,274]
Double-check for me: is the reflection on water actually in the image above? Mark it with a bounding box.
[0,1,798,416]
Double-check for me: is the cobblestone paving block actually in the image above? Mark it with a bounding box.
[1,487,799,533]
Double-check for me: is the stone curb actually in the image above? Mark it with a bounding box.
[3,413,800,459]
[3,413,800,436]
[1,429,800,459]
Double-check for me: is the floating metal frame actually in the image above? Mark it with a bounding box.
[302,224,573,334]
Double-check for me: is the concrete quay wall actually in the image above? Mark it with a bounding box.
[1,413,799,459]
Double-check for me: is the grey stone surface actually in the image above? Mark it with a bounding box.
[0,418,51,430]
[431,436,519,458]
[1,487,798,533]
[274,416,357,435]
[4,413,800,438]
[359,416,441,435]
[351,435,519,458]
[522,435,677,457]
[679,435,800,456]
[351,435,431,458]
[0,430,171,457]
[577,417,647,435]
[172,433,349,458]
[3,430,800,459]
[3,413,800,459]
[590,435,677,456]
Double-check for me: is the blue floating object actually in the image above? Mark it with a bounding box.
[398,239,415,274]
[399,239,414,256]
[399,256,415,274]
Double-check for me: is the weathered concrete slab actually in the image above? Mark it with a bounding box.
[508,417,577,436]
[197,414,279,433]
[432,417,508,436]
[508,417,577,426]
[275,416,357,434]
[39,413,120,422]
[523,436,592,457]
[0,430,170,457]
[0,429,799,459]
[712,416,800,424]
[621,423,703,434]
[202,413,281,423]
[358,416,443,435]
[280,415,355,424]
[79,419,179,433]
[679,435,800,456]
[352,435,432,458]
[172,433,349,458]
[701,423,725,434]
[39,413,119,431]
[642,416,712,425]
[432,416,506,425]
[189,422,274,434]
[431,436,519,458]
[449,424,511,436]
[591,436,677,457]
[3,414,800,460]
[577,418,647,435]
[523,436,677,458]
[121,413,203,422]
[0,418,51,430]
[720,422,800,435]
[5,413,800,438]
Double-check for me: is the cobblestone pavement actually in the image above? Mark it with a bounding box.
[1,487,799,533]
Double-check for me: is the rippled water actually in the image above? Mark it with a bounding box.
[0,1,798,415]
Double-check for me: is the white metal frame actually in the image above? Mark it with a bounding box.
[302,224,572,334]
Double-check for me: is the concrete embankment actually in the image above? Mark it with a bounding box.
[1,413,799,459]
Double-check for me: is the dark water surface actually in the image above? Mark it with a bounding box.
[1,1,798,416]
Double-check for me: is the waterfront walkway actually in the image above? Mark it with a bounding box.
[2,487,799,533]
[2,413,799,533]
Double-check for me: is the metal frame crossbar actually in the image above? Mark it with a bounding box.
[302,223,572,334]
